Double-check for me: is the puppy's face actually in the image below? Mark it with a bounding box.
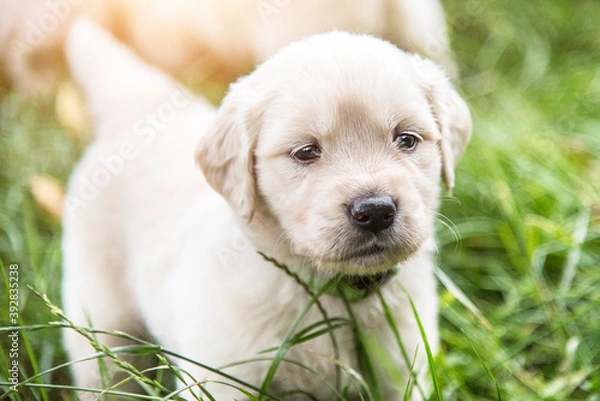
[197,32,471,276]
[255,84,442,275]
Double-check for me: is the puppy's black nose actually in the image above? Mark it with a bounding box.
[348,195,396,234]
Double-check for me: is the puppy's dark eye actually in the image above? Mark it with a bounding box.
[393,131,420,151]
[291,144,321,163]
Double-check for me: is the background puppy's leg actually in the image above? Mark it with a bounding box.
[388,0,457,77]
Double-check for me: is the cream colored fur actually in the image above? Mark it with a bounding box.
[62,18,470,401]
[2,0,455,94]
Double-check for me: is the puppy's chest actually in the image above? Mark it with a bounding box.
[266,309,366,400]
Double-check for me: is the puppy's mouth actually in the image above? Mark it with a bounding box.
[326,241,411,271]
[295,226,425,274]
[337,244,388,262]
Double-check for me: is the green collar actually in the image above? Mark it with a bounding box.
[259,252,397,303]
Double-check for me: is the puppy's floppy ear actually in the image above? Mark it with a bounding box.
[415,58,472,193]
[195,79,267,221]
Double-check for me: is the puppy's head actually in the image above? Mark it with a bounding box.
[196,32,471,276]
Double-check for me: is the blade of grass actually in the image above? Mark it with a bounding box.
[463,330,504,401]
[435,267,493,331]
[406,292,442,401]
[339,293,381,401]
[376,290,426,400]
[258,252,342,394]
[558,205,590,298]
[257,280,337,400]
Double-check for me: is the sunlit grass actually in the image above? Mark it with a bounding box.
[1,0,600,399]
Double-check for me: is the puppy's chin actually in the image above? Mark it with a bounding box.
[313,243,419,277]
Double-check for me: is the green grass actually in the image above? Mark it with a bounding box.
[1,0,600,399]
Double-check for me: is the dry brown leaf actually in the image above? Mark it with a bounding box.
[29,175,65,220]
[55,80,90,138]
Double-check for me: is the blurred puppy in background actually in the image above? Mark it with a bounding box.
[62,13,470,401]
[1,0,456,95]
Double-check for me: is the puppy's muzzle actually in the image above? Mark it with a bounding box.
[348,195,396,234]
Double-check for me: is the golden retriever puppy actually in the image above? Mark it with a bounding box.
[62,18,470,400]
[2,0,456,95]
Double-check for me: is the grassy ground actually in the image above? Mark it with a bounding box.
[1,0,599,399]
